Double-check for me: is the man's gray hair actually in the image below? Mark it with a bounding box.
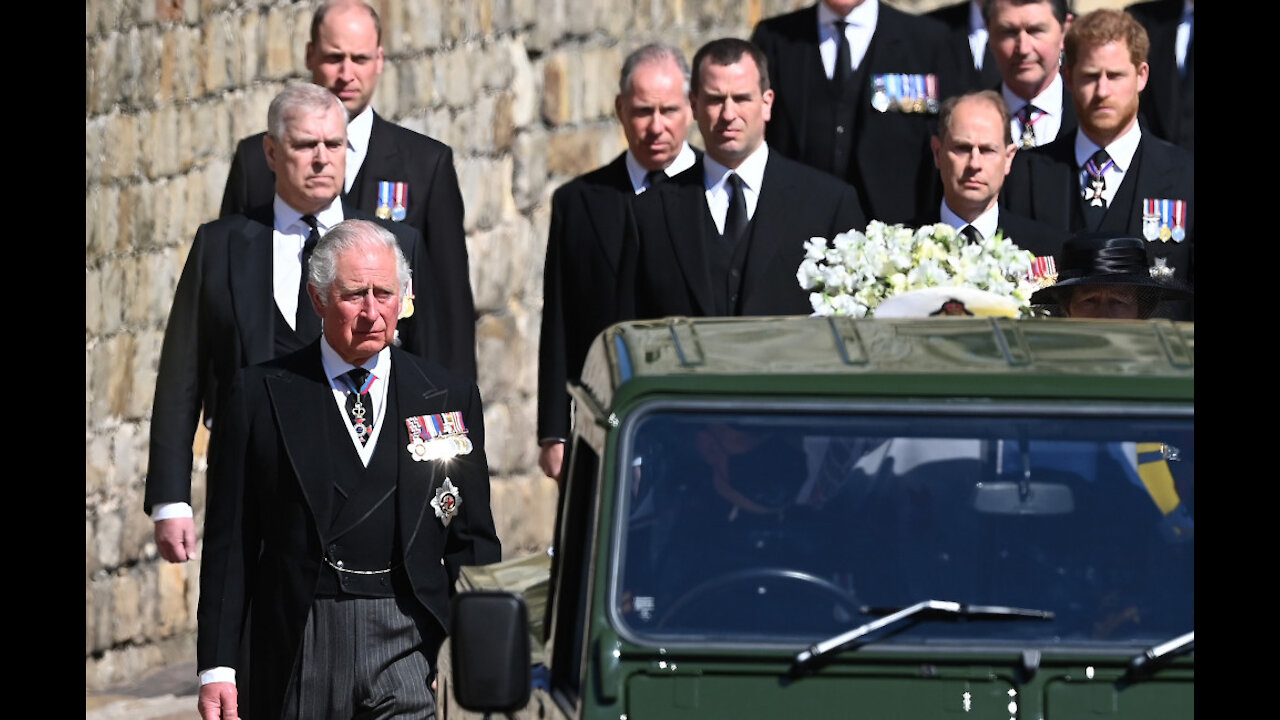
[308,219,411,303]
[267,82,348,141]
[619,43,691,96]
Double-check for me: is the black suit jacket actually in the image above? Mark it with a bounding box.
[913,204,1069,260]
[538,152,711,443]
[927,0,1002,93]
[1002,131,1194,319]
[220,112,477,380]
[196,343,500,720]
[144,201,442,514]
[621,151,866,319]
[1127,0,1194,151]
[752,3,961,224]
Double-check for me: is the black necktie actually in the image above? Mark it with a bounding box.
[960,225,981,244]
[723,173,747,247]
[343,368,374,445]
[1082,148,1112,230]
[644,169,666,190]
[297,215,322,341]
[833,20,852,94]
[1016,104,1039,149]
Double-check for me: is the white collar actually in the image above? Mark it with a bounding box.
[1002,72,1065,116]
[272,194,344,234]
[940,201,1000,241]
[625,142,697,193]
[817,0,878,28]
[346,105,375,156]
[1075,121,1142,172]
[320,335,392,387]
[702,142,769,194]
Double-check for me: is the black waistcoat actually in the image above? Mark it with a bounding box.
[273,306,312,355]
[801,48,871,184]
[703,205,754,316]
[314,375,408,598]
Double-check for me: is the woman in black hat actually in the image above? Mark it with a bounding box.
[1030,233,1193,319]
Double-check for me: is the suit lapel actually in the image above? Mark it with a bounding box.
[392,350,451,556]
[585,155,633,273]
[229,207,278,365]
[661,172,716,316]
[266,344,338,535]
[349,113,397,213]
[739,154,793,307]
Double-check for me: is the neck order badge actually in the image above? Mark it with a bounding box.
[343,368,375,445]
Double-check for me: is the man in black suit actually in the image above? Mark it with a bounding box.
[986,0,1077,149]
[196,219,500,720]
[621,38,865,320]
[1002,8,1192,320]
[219,0,476,380]
[923,90,1067,259]
[751,0,960,225]
[927,0,1003,94]
[146,83,440,563]
[536,43,698,482]
[1126,0,1193,151]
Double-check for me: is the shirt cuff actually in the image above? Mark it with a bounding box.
[539,438,566,447]
[151,502,194,521]
[199,667,236,685]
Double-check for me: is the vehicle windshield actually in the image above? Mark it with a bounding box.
[612,404,1193,650]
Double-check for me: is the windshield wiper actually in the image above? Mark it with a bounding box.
[1121,630,1194,685]
[792,599,1054,673]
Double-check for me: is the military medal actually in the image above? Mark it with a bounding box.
[871,75,890,112]
[1142,199,1161,241]
[431,477,462,527]
[405,411,473,462]
[391,182,408,222]
[924,74,939,114]
[910,74,926,113]
[1170,199,1187,242]
[398,277,415,320]
[1028,255,1057,286]
[1157,199,1172,242]
[376,181,394,219]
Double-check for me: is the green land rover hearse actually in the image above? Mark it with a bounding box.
[439,315,1194,720]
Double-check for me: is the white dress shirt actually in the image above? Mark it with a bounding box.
[818,0,879,76]
[702,143,770,233]
[271,195,345,331]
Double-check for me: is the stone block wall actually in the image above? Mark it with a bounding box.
[86,0,1123,688]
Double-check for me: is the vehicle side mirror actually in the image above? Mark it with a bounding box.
[450,591,532,713]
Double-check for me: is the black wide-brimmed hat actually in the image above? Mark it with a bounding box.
[1030,233,1192,308]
